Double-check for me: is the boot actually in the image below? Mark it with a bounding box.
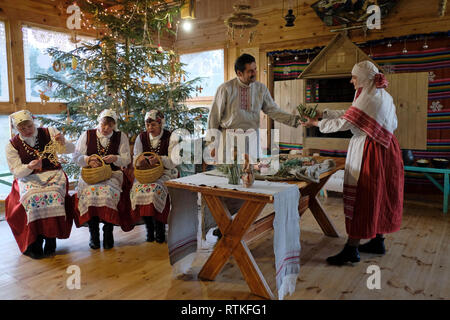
[23,236,44,259]
[44,237,57,256]
[88,218,100,250]
[144,217,155,242]
[326,244,360,266]
[103,223,114,249]
[359,236,386,255]
[155,220,165,243]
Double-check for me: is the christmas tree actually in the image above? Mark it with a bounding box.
[32,0,207,176]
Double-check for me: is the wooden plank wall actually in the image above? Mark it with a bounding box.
[386,72,429,150]
[274,79,303,145]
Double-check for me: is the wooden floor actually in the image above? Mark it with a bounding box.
[0,195,448,300]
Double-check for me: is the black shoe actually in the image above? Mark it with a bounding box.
[144,217,155,242]
[212,227,222,240]
[326,244,360,266]
[155,220,165,243]
[44,238,57,256]
[359,237,386,255]
[23,246,42,260]
[88,218,100,250]
[103,223,114,249]
[23,236,44,259]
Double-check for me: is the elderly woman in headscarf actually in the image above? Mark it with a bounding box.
[130,110,178,243]
[72,109,133,250]
[301,60,404,266]
[5,110,75,259]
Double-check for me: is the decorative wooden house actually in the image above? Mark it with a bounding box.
[274,33,429,155]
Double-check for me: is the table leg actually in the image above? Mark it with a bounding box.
[444,173,449,214]
[199,194,274,299]
[301,175,339,237]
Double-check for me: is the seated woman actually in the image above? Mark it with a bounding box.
[300,61,403,266]
[72,109,133,250]
[130,110,178,243]
[5,110,75,259]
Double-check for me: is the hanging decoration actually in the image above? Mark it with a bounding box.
[72,56,78,70]
[282,0,299,27]
[52,60,62,72]
[39,89,50,105]
[225,4,259,44]
[439,0,447,17]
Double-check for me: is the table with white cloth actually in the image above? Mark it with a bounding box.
[166,156,344,300]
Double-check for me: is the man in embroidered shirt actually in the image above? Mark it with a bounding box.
[205,54,301,239]
[207,53,300,160]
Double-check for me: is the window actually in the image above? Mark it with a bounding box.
[180,49,224,100]
[22,25,94,103]
[0,21,9,102]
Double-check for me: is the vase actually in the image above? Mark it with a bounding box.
[227,164,241,185]
[402,149,414,166]
[242,169,255,188]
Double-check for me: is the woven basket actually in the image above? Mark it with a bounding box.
[134,152,164,184]
[81,154,112,185]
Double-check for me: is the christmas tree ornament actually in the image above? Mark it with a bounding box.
[72,56,78,70]
[39,90,50,105]
[53,60,62,72]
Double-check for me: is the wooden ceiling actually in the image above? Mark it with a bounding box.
[174,0,450,52]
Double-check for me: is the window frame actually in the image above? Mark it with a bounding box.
[179,46,227,109]
[0,19,95,115]
[0,18,13,104]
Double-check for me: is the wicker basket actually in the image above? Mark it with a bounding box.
[81,154,112,185]
[134,152,164,184]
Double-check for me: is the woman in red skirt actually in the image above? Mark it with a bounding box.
[130,110,178,243]
[5,110,74,259]
[72,109,133,250]
[301,60,404,266]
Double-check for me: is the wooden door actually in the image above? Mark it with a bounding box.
[274,79,304,147]
[385,72,428,150]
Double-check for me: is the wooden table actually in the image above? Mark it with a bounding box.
[165,156,345,299]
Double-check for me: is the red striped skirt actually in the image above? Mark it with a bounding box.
[345,135,404,239]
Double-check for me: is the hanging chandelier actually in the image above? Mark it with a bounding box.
[224,4,259,43]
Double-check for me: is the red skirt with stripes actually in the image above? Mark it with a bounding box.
[131,199,170,225]
[345,136,404,239]
[72,170,135,232]
[5,175,74,253]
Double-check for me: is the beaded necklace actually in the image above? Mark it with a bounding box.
[21,136,40,158]
[96,136,110,156]
[148,139,161,154]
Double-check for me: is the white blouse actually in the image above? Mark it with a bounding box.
[72,129,131,168]
[133,130,177,169]
[6,127,76,179]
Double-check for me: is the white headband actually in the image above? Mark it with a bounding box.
[145,110,165,127]
[352,60,379,88]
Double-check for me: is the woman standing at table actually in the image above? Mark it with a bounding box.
[301,60,404,266]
